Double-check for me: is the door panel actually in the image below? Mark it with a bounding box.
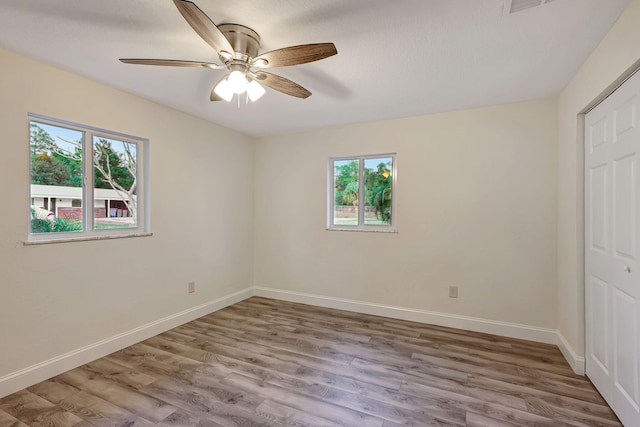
[589,275,609,372]
[590,115,608,152]
[613,288,638,411]
[590,164,608,252]
[613,97,635,140]
[585,69,640,426]
[613,155,636,260]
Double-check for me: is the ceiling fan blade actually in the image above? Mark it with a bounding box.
[255,72,311,99]
[253,43,337,68]
[119,59,224,69]
[173,0,234,55]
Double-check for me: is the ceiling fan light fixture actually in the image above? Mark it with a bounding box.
[228,69,248,94]
[247,80,266,102]
[214,77,233,102]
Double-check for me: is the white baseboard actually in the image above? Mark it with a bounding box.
[556,331,586,375]
[0,287,252,399]
[252,287,590,375]
[252,286,558,345]
[1,285,586,399]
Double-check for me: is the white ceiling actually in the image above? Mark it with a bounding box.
[0,0,631,137]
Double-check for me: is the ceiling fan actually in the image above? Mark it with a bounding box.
[120,0,338,103]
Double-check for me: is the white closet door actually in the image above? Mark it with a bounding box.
[585,69,640,427]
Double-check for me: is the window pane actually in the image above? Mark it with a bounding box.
[333,159,359,226]
[30,121,84,233]
[93,136,137,229]
[364,157,393,225]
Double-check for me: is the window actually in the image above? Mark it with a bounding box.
[28,114,149,242]
[328,153,396,231]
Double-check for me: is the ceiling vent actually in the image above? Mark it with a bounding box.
[504,0,557,15]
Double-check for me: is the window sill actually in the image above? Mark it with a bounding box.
[326,227,397,233]
[24,232,153,246]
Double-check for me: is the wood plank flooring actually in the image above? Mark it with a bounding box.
[0,297,621,426]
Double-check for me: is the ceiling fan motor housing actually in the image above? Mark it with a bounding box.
[218,23,260,61]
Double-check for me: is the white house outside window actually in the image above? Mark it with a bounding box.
[28,114,150,242]
[328,153,396,232]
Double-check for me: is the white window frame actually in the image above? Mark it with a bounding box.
[327,153,397,232]
[27,113,151,244]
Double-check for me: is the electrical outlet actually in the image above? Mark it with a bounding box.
[188,281,196,293]
[449,285,458,298]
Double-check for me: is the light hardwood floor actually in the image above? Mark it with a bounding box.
[0,297,621,426]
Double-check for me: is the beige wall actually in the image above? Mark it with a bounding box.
[0,48,254,378]
[557,0,640,357]
[254,98,558,328]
